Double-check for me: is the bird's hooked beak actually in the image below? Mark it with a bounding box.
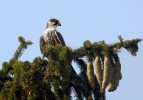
[59,23,61,26]
[57,20,61,26]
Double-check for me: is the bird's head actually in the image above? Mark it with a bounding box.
[46,18,61,29]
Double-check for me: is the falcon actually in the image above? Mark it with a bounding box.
[40,18,77,85]
[40,18,66,54]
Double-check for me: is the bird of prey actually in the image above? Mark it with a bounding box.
[40,18,66,54]
[40,18,77,87]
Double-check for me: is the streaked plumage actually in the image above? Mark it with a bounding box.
[40,18,77,82]
[40,18,66,54]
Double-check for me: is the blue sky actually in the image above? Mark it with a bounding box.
[0,1,143,100]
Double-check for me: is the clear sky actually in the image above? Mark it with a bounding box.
[0,1,143,100]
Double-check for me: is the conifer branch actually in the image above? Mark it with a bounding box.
[73,36,142,59]
[13,46,23,60]
[0,35,142,100]
[13,36,33,60]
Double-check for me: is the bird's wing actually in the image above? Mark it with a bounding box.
[40,35,46,54]
[55,31,66,46]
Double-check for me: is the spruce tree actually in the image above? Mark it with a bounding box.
[0,36,141,100]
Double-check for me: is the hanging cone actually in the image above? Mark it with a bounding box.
[101,55,111,93]
[108,64,116,92]
[87,61,96,89]
[114,57,122,90]
[94,55,103,88]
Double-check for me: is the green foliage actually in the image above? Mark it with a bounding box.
[0,36,142,100]
[14,36,33,60]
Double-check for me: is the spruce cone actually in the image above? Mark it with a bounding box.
[114,58,122,90]
[101,55,111,93]
[108,65,115,92]
[87,61,96,89]
[94,55,103,87]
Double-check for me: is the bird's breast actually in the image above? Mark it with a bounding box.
[43,30,60,46]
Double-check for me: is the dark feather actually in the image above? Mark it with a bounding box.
[40,35,46,54]
[55,31,66,46]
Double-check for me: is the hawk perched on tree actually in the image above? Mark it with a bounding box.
[40,18,66,54]
[40,18,77,84]
[40,18,76,74]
